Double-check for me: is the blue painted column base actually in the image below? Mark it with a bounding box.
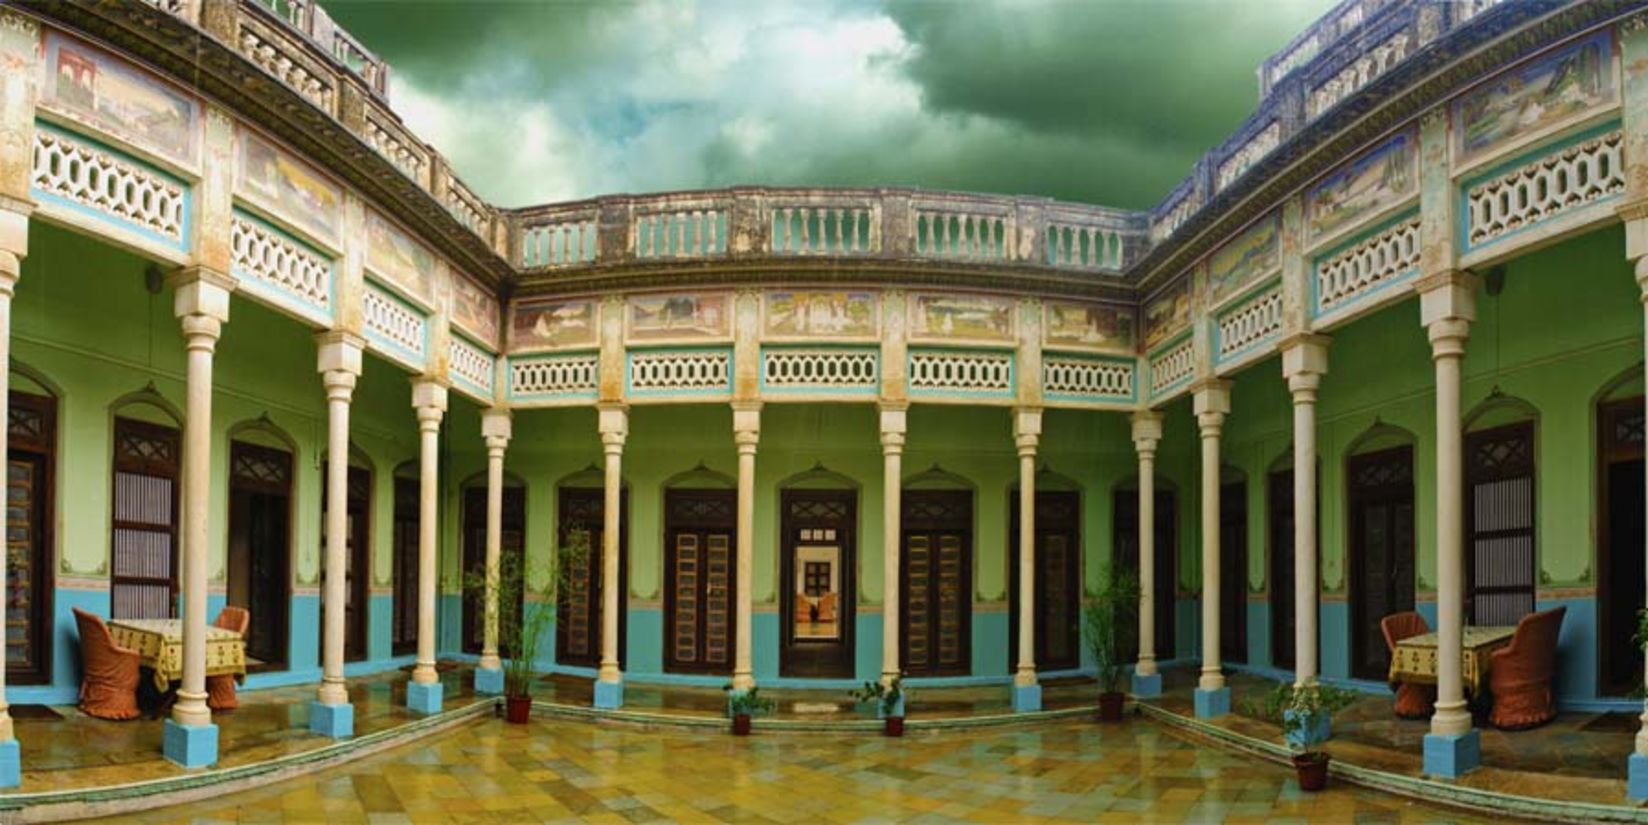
[308,701,354,739]
[0,739,19,787]
[1283,709,1332,749]
[876,694,906,720]
[1422,730,1480,779]
[1628,753,1648,802]
[474,666,504,695]
[593,678,624,709]
[162,720,219,768]
[1012,683,1042,713]
[1194,686,1230,719]
[406,681,443,715]
[1131,671,1162,698]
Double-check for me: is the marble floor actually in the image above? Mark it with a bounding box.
[89,713,1507,824]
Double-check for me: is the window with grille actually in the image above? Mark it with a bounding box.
[1465,421,1536,626]
[110,417,181,619]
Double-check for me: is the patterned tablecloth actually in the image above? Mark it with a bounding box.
[107,619,246,692]
[1387,625,1515,697]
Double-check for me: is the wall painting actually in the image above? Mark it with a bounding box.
[908,293,1016,343]
[41,32,199,166]
[1306,130,1416,241]
[1043,300,1135,352]
[237,129,341,243]
[512,297,597,351]
[1143,279,1191,350]
[450,274,499,348]
[1455,31,1614,161]
[365,210,435,304]
[1206,214,1279,306]
[764,291,878,339]
[627,292,731,342]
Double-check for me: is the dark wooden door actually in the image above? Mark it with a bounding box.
[110,417,180,619]
[1600,397,1644,696]
[556,487,627,669]
[1115,488,1175,663]
[780,490,856,678]
[461,484,526,654]
[1348,445,1416,681]
[228,441,291,670]
[664,489,736,674]
[901,490,972,677]
[391,477,418,656]
[1269,468,1297,670]
[1219,480,1247,664]
[1465,422,1536,626]
[1009,490,1081,672]
[5,392,54,684]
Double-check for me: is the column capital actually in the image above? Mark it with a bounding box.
[1130,410,1163,451]
[1278,333,1329,378]
[410,378,448,418]
[170,266,235,324]
[597,402,628,446]
[481,407,513,450]
[315,330,365,377]
[1415,269,1478,329]
[879,401,908,444]
[0,197,32,261]
[1192,379,1231,433]
[1013,406,1042,438]
[732,400,762,444]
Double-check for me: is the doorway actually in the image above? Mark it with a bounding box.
[1219,477,1247,664]
[780,489,856,678]
[391,472,418,656]
[1347,445,1416,682]
[664,489,736,674]
[110,416,181,619]
[6,391,54,684]
[556,486,628,670]
[901,490,972,677]
[320,465,372,662]
[1009,489,1081,673]
[1465,421,1537,626]
[461,481,527,654]
[1114,487,1176,664]
[1600,396,1644,696]
[227,440,292,671]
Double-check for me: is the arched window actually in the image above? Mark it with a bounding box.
[109,390,184,620]
[1464,394,1539,626]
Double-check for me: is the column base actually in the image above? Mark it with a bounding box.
[474,666,504,695]
[308,701,354,739]
[1193,686,1230,719]
[0,739,19,788]
[1628,753,1648,802]
[1422,729,1480,779]
[593,678,624,710]
[876,694,906,720]
[406,681,444,715]
[163,720,219,769]
[1012,683,1042,713]
[1283,709,1332,749]
[1131,671,1162,698]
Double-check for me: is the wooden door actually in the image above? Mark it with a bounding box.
[5,392,54,684]
[664,489,735,674]
[391,477,418,656]
[1599,397,1645,695]
[461,484,526,654]
[901,490,972,677]
[110,417,180,619]
[1009,490,1081,672]
[780,490,856,678]
[1219,479,1247,664]
[1348,446,1416,681]
[1115,488,1175,663]
[1268,468,1297,670]
[228,441,291,670]
[556,487,627,669]
[1465,422,1536,626]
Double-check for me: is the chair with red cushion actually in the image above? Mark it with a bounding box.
[73,607,141,721]
[1489,606,1566,731]
[1381,611,1435,719]
[207,606,250,711]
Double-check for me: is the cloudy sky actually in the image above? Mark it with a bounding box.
[326,0,1337,211]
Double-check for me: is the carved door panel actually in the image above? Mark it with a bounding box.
[556,487,627,669]
[5,391,53,685]
[1349,446,1415,681]
[664,490,735,674]
[901,490,971,677]
[1465,422,1536,626]
[1009,491,1080,673]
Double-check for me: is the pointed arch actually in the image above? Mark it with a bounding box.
[11,359,63,401]
[1345,420,1418,458]
[1464,390,1539,432]
[777,462,859,492]
[1593,361,1644,406]
[903,464,974,491]
[662,463,735,490]
[109,383,183,428]
[225,416,297,671]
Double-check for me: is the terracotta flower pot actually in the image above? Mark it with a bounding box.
[884,715,904,737]
[732,713,752,736]
[505,694,532,724]
[1097,692,1126,722]
[1292,752,1330,791]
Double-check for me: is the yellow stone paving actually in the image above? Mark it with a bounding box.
[89,716,1515,824]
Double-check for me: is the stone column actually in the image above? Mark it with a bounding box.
[879,403,907,692]
[1280,335,1328,688]
[1417,271,1478,777]
[1130,411,1163,698]
[1192,380,1231,718]
[730,403,761,692]
[1625,201,1648,800]
[164,267,234,766]
[311,332,362,738]
[1012,408,1042,712]
[594,404,628,708]
[406,380,447,714]
[0,206,22,785]
[474,408,512,695]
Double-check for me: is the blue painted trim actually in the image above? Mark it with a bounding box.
[1283,708,1332,748]
[474,666,504,695]
[1629,753,1648,802]
[0,740,17,789]
[1011,683,1043,713]
[163,720,218,769]
[1422,729,1480,779]
[1194,686,1231,718]
[1131,671,1162,698]
[308,701,354,739]
[406,681,443,715]
[1456,116,1624,254]
[31,121,192,253]
[593,679,623,709]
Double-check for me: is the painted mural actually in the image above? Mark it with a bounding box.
[909,293,1016,342]
[1306,130,1416,241]
[1206,215,1279,306]
[512,298,597,350]
[764,291,877,338]
[451,274,499,348]
[237,129,341,243]
[41,33,198,166]
[1456,31,1614,161]
[1143,280,1191,350]
[628,293,731,341]
[1043,300,1135,352]
[365,210,435,304]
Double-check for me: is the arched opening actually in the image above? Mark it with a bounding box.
[7,364,59,684]
[662,464,736,675]
[1113,474,1177,664]
[901,465,974,677]
[1344,422,1417,681]
[1218,464,1248,664]
[1009,466,1082,673]
[320,446,376,662]
[555,465,629,671]
[109,387,184,620]
[391,460,418,657]
[1595,365,1643,696]
[778,464,859,678]
[459,470,528,656]
[1463,392,1539,626]
[226,418,297,672]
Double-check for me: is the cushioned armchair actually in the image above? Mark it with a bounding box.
[207,606,249,711]
[1381,611,1435,719]
[73,607,141,721]
[1489,606,1566,730]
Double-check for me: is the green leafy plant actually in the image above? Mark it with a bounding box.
[1243,681,1357,760]
[463,527,591,699]
[1083,565,1140,694]
[723,684,777,717]
[851,676,906,717]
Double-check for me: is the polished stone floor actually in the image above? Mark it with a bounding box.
[91,714,1505,824]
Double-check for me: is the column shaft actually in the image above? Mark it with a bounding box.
[318,373,354,706]
[1014,446,1036,684]
[597,407,626,687]
[732,432,757,691]
[1430,321,1471,736]
[1198,418,1222,692]
[1292,388,1319,686]
[1131,411,1162,681]
[412,397,443,685]
[0,263,12,741]
[880,426,904,684]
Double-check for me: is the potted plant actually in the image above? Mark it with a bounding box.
[851,676,907,736]
[723,684,775,735]
[1083,565,1140,722]
[463,528,589,724]
[1245,681,1356,791]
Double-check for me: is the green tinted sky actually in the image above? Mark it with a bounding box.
[325,0,1338,210]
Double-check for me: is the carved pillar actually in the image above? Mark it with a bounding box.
[1621,198,1648,800]
[879,402,907,688]
[1012,407,1042,712]
[311,332,362,738]
[1192,380,1231,718]
[1280,335,1328,688]
[474,408,512,694]
[594,404,628,709]
[1130,411,1163,698]
[0,209,21,782]
[730,402,760,693]
[406,380,446,714]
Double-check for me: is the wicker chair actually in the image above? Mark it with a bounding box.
[73,608,141,721]
[1489,606,1567,731]
[207,606,250,711]
[1381,611,1435,719]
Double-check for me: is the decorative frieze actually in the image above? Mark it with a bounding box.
[761,348,878,393]
[627,349,733,395]
[510,352,599,399]
[770,206,878,255]
[907,349,1014,397]
[229,213,332,318]
[362,283,427,364]
[1042,355,1133,402]
[448,336,495,398]
[1307,33,1412,120]
[521,216,598,267]
[32,128,187,248]
[1148,336,1195,398]
[634,209,726,259]
[1215,285,1284,362]
[1314,216,1420,317]
[1217,122,1280,192]
[1464,130,1625,250]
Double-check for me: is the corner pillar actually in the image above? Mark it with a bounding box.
[1130,410,1163,698]
[407,380,447,714]
[1192,380,1231,719]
